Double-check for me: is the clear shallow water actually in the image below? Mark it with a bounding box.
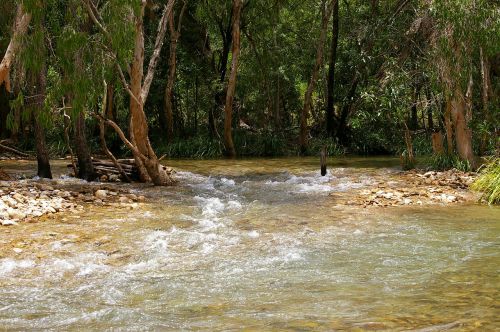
[0,158,499,331]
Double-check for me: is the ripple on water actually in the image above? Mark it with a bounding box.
[0,159,498,330]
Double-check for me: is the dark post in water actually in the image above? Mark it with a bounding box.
[320,146,327,176]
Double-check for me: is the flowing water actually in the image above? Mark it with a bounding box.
[0,158,499,331]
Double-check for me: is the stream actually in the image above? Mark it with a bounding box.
[0,158,499,330]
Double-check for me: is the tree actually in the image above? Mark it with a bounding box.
[0,4,31,92]
[300,0,336,153]
[326,0,339,137]
[165,1,187,144]
[223,0,243,157]
[83,0,176,185]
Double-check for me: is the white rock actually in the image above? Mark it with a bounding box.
[119,196,131,204]
[1,220,18,226]
[8,209,26,220]
[94,190,107,199]
[12,193,24,203]
[447,195,457,202]
[3,196,17,207]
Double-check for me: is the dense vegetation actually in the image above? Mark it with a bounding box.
[0,0,498,185]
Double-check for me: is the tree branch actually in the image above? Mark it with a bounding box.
[141,0,176,101]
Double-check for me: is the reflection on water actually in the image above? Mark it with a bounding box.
[0,157,499,330]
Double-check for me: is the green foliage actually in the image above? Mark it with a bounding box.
[233,130,288,157]
[158,137,222,159]
[412,133,433,156]
[308,137,345,157]
[471,157,500,205]
[1,0,497,162]
[400,150,416,170]
[429,153,472,172]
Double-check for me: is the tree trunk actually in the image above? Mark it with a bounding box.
[194,74,198,134]
[223,0,243,157]
[300,0,336,153]
[426,87,433,130]
[106,83,115,122]
[33,64,52,179]
[479,47,492,155]
[164,31,178,144]
[164,2,186,144]
[336,74,359,143]
[444,98,454,155]
[130,1,175,185]
[0,5,31,92]
[326,0,339,137]
[450,87,476,169]
[84,0,175,185]
[74,112,95,181]
[431,131,444,155]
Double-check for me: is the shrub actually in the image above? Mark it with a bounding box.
[471,157,500,205]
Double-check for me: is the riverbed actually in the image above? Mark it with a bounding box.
[0,157,499,330]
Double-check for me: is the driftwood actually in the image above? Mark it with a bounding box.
[68,158,140,181]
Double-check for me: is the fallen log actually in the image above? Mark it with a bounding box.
[92,159,136,170]
[0,142,30,157]
[67,158,140,181]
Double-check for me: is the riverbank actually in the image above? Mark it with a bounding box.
[330,168,479,208]
[0,157,481,227]
[0,179,146,226]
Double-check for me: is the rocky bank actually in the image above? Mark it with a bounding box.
[334,168,478,208]
[0,180,146,226]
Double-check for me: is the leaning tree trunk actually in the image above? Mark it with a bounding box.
[0,5,31,92]
[326,0,339,137]
[300,0,336,153]
[32,64,52,179]
[223,0,243,157]
[129,0,176,185]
